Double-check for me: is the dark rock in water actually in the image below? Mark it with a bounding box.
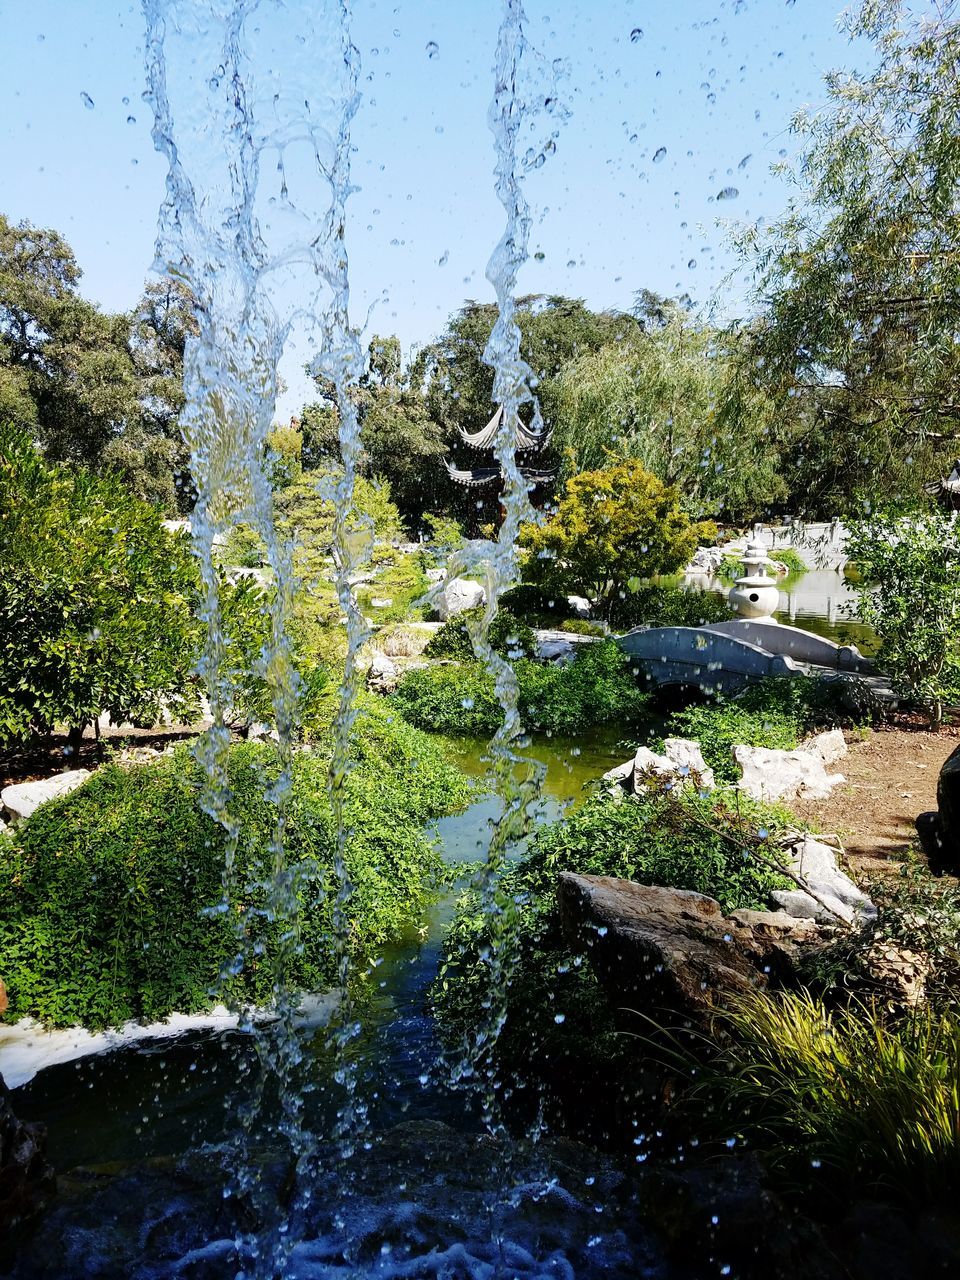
[557,873,824,1028]
[917,742,960,875]
[0,1071,55,1239]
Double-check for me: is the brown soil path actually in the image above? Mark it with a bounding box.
[793,725,960,875]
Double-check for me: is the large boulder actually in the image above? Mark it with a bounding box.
[604,738,714,794]
[1,769,92,823]
[0,1073,55,1232]
[734,743,844,802]
[771,835,876,925]
[436,578,486,621]
[916,742,960,875]
[557,873,822,1027]
[366,650,399,694]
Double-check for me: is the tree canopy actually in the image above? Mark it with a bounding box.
[731,0,960,514]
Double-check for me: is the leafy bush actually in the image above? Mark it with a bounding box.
[520,459,716,619]
[718,546,806,580]
[391,640,648,736]
[847,507,960,724]
[423,608,536,661]
[662,675,866,782]
[500,582,573,624]
[435,786,794,1076]
[558,618,607,636]
[691,989,960,1205]
[0,702,473,1028]
[355,549,430,624]
[608,582,731,631]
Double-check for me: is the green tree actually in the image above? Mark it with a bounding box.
[552,300,784,519]
[847,505,960,725]
[0,427,203,745]
[520,459,715,618]
[0,215,192,512]
[731,0,960,513]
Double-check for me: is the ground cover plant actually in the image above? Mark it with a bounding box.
[422,607,536,662]
[434,784,795,1096]
[0,699,473,1029]
[391,639,648,736]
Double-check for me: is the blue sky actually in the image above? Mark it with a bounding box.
[1,0,864,416]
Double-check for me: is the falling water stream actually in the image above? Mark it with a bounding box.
[138,1,575,1275]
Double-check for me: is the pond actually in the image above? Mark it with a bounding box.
[6,731,645,1278]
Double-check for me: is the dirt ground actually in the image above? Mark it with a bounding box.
[793,721,960,876]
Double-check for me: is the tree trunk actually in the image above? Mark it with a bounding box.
[65,722,86,758]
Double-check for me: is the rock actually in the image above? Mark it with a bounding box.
[366,650,398,694]
[425,568,445,584]
[246,722,279,743]
[916,741,960,875]
[370,597,393,609]
[860,940,930,1010]
[684,545,725,575]
[557,873,823,1027]
[602,759,634,787]
[0,1072,55,1232]
[536,636,578,663]
[1,770,92,823]
[632,746,680,792]
[769,835,876,925]
[437,578,486,621]
[566,595,593,619]
[663,737,715,788]
[734,743,845,802]
[802,728,848,766]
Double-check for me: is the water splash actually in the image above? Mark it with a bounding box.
[441,0,567,1145]
[142,2,363,1273]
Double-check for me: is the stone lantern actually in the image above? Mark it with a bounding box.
[727,540,780,621]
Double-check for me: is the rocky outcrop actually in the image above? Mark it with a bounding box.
[734,742,845,802]
[916,741,960,875]
[1,770,92,823]
[771,835,876,925]
[604,738,714,794]
[436,578,486,620]
[557,873,823,1027]
[366,650,399,694]
[0,1073,55,1232]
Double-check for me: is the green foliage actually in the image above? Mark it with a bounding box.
[557,618,607,636]
[552,300,786,521]
[846,507,960,723]
[718,547,807,580]
[521,460,716,618]
[435,786,793,1073]
[423,608,535,662]
[662,675,866,782]
[421,512,465,551]
[608,582,731,631]
[0,703,472,1028]
[692,988,960,1205]
[731,2,960,513]
[392,640,648,736]
[0,427,203,742]
[354,550,430,625]
[0,216,192,513]
[499,582,573,625]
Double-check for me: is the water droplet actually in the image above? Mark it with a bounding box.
[438,250,448,266]
[80,91,95,110]
[687,258,698,269]
[425,40,439,58]
[653,146,666,163]
[126,115,136,125]
[738,153,752,169]
[554,1013,565,1023]
[630,27,643,42]
[717,185,739,200]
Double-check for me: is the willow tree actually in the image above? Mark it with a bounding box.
[731,0,960,514]
[551,301,784,520]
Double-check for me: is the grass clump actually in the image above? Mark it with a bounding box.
[391,640,648,736]
[692,988,960,1205]
[0,701,472,1029]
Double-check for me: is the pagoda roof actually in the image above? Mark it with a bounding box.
[459,405,552,452]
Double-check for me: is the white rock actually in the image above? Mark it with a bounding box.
[734,744,845,803]
[366,650,398,694]
[567,595,593,619]
[437,578,486,621]
[370,597,393,609]
[632,746,679,792]
[1,770,92,822]
[425,568,445,584]
[800,728,848,766]
[602,759,634,785]
[770,835,875,925]
[663,737,715,788]
[537,637,577,663]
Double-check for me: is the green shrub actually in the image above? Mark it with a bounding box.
[691,989,960,1205]
[391,640,648,736]
[718,547,807,580]
[500,582,572,625]
[608,582,731,631]
[661,676,866,782]
[0,702,472,1029]
[355,549,430,624]
[558,618,607,636]
[435,786,794,1075]
[423,608,536,662]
